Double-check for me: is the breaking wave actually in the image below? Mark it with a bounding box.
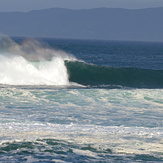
[1,36,163,88]
[0,36,76,86]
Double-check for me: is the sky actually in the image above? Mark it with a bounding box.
[0,0,163,12]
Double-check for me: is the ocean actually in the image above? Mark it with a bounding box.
[0,36,163,162]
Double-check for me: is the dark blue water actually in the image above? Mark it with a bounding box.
[44,38,163,70]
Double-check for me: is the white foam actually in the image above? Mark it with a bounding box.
[0,54,72,85]
[0,36,77,86]
[0,122,163,156]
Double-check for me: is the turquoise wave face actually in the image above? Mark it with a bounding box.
[65,61,163,88]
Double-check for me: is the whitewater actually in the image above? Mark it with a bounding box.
[0,37,77,86]
[0,36,163,162]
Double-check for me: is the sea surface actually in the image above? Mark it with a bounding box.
[0,36,163,162]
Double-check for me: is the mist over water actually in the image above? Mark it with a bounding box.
[0,36,76,86]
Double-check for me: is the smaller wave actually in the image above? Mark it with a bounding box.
[65,61,163,88]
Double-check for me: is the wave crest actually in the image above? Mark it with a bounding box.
[0,36,76,86]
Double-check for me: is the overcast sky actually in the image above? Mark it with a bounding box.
[0,0,163,12]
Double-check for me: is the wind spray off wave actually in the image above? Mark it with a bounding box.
[0,37,76,86]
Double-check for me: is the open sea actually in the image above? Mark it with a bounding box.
[0,36,163,162]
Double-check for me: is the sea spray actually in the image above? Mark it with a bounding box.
[0,36,76,61]
[0,54,70,85]
[0,36,77,85]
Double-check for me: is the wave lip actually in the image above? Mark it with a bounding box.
[65,61,163,88]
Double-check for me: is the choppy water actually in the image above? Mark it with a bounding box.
[0,36,163,162]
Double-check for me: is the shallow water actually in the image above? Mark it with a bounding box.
[0,86,163,162]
